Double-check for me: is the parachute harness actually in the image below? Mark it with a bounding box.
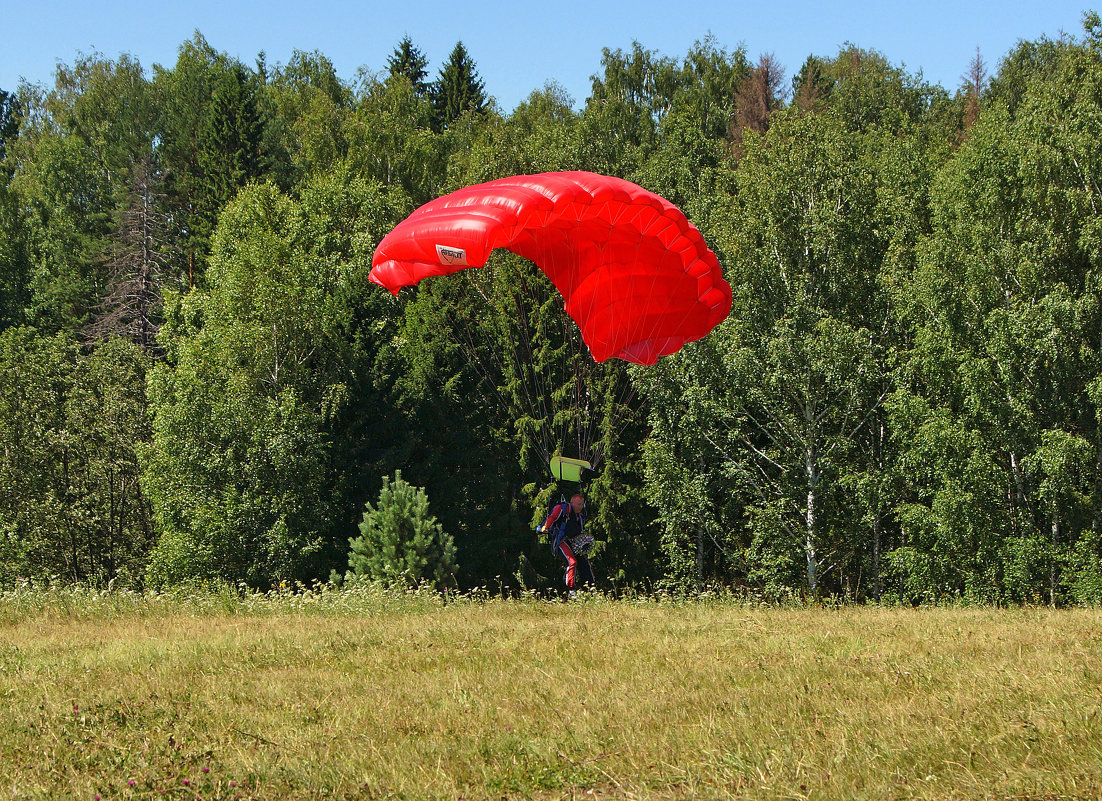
[546,496,594,555]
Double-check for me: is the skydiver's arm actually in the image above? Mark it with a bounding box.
[539,503,564,532]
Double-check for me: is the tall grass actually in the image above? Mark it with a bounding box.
[3,587,1101,799]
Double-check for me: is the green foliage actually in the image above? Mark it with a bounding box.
[0,88,22,169]
[11,24,1102,603]
[448,83,580,181]
[645,109,905,597]
[153,34,291,280]
[0,329,153,587]
[0,89,29,332]
[7,61,142,334]
[886,29,1102,603]
[196,66,268,236]
[1068,529,1102,604]
[641,338,745,592]
[347,74,447,204]
[347,470,457,588]
[142,177,405,588]
[268,50,352,183]
[813,45,951,134]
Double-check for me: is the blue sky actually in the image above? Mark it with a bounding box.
[1,0,1095,111]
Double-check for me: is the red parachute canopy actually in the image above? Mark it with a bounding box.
[369,171,731,365]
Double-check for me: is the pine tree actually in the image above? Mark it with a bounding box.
[431,41,487,130]
[0,89,28,331]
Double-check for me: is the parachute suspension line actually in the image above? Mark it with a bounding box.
[563,304,599,471]
[607,365,647,462]
[581,207,603,468]
[577,361,607,474]
[446,256,594,475]
[603,212,654,461]
[567,206,616,473]
[447,266,554,473]
[560,296,583,464]
[572,333,589,467]
[581,349,605,471]
[555,299,578,467]
[461,262,560,471]
[578,362,600,471]
[537,264,569,468]
[487,247,650,478]
[517,248,590,474]
[446,278,517,434]
[497,254,573,471]
[509,262,557,467]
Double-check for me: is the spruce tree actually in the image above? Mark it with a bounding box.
[0,89,27,332]
[195,64,267,258]
[732,53,785,140]
[0,90,19,170]
[387,35,430,96]
[85,157,169,351]
[431,41,487,130]
[792,56,833,114]
[347,470,458,589]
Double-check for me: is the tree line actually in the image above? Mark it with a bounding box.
[3,18,1102,603]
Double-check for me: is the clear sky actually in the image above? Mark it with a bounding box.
[0,0,1095,111]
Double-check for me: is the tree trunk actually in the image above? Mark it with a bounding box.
[1050,516,1059,607]
[806,446,819,591]
[1093,444,1102,537]
[873,514,881,602]
[696,527,704,596]
[806,490,818,591]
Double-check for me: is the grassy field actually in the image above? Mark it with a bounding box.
[2,586,1101,800]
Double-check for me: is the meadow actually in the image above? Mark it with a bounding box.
[2,585,1101,800]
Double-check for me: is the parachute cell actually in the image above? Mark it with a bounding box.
[369,171,731,365]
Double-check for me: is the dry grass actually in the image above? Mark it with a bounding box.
[2,587,1101,799]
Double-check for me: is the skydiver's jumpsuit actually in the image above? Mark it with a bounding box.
[541,502,594,590]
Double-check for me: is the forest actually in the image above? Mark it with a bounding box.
[4,16,1102,604]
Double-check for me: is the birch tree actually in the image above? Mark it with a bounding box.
[645,110,900,595]
[891,24,1102,602]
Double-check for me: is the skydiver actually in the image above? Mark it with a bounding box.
[538,492,594,597]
